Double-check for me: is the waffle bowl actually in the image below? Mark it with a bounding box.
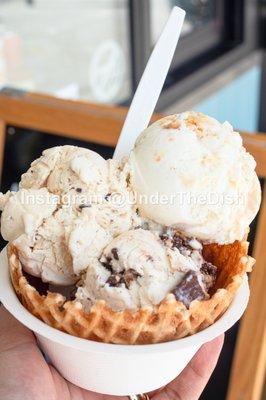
[8,240,255,345]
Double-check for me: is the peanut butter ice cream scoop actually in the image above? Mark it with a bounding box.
[129,112,261,244]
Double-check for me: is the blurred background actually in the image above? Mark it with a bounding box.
[0,1,265,400]
[0,0,261,120]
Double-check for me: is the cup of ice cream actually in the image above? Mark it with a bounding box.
[0,112,261,395]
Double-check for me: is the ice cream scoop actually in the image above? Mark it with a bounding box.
[0,146,140,285]
[20,145,109,199]
[129,112,261,244]
[0,188,58,242]
[76,228,213,311]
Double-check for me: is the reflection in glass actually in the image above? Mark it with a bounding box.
[151,0,217,43]
[0,0,131,104]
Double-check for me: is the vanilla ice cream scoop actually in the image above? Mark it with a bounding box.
[76,229,183,311]
[75,228,214,311]
[21,145,109,199]
[12,206,112,285]
[12,207,80,285]
[67,211,111,274]
[130,112,261,244]
[14,232,76,286]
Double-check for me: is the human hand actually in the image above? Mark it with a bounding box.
[0,306,223,400]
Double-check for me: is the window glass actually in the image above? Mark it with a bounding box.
[0,0,131,104]
[151,0,217,43]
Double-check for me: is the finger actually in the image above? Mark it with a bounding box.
[0,306,36,352]
[0,306,57,400]
[152,334,224,400]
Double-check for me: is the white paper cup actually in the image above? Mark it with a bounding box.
[0,247,249,395]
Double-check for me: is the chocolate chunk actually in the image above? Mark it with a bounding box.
[172,233,196,252]
[111,247,119,260]
[200,262,217,291]
[201,262,217,276]
[160,232,193,253]
[76,188,82,193]
[106,274,122,287]
[173,271,206,308]
[106,268,141,289]
[123,268,141,289]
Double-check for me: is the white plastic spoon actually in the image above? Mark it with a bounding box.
[113,6,185,160]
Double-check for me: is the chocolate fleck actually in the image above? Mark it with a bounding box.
[78,203,91,210]
[76,188,82,193]
[126,174,131,185]
[111,247,119,260]
[101,257,113,272]
[105,193,111,201]
[173,271,206,308]
[146,255,154,262]
[159,233,169,242]
[123,268,141,289]
[106,274,122,287]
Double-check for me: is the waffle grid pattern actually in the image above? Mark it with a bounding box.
[8,241,254,344]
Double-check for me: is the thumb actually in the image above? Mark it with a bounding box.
[152,334,224,400]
